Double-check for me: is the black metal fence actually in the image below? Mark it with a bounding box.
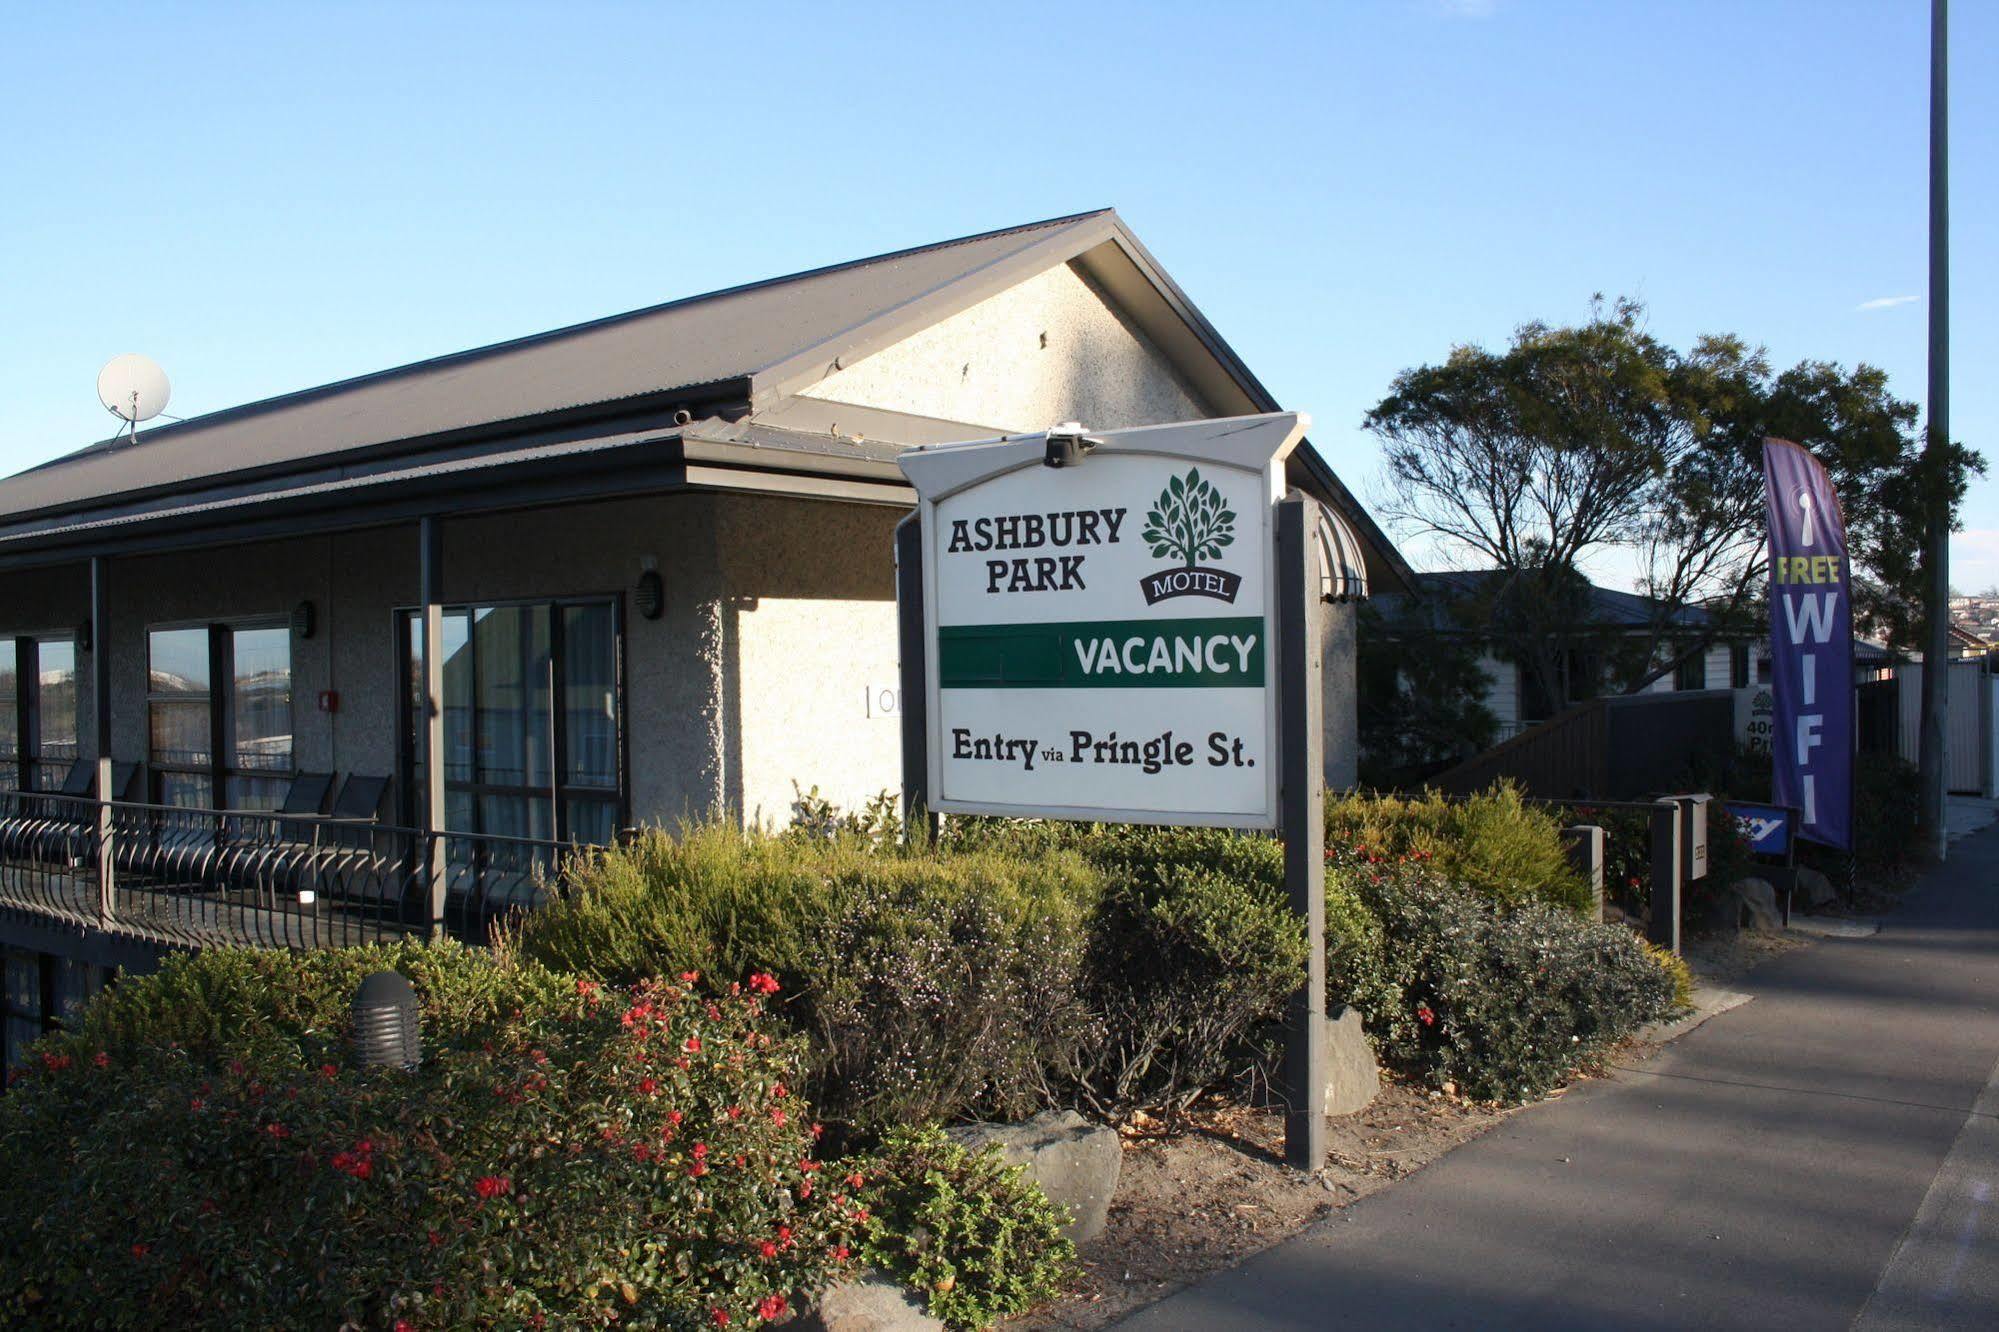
[0,790,573,951]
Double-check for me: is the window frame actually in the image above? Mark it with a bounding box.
[393,592,628,845]
[1674,650,1706,692]
[145,617,297,810]
[0,631,81,794]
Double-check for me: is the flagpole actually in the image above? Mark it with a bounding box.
[1918,0,1951,860]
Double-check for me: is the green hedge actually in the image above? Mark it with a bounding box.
[1325,784,1591,913]
[3,944,1084,1329]
[510,824,1098,1130]
[1328,850,1683,1101]
[3,954,856,1328]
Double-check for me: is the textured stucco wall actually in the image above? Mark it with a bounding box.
[800,261,1211,432]
[708,495,903,826]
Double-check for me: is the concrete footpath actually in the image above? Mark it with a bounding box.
[1119,826,1999,1330]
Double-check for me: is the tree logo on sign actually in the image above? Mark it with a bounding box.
[1139,468,1243,605]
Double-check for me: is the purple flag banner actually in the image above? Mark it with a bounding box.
[1763,437,1852,851]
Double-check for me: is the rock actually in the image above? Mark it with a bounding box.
[947,1109,1120,1244]
[793,1275,941,1332]
[1324,1005,1381,1116]
[1729,877,1783,933]
[1794,866,1838,911]
[1252,1007,1381,1119]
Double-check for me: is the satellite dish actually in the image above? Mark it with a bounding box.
[97,354,171,425]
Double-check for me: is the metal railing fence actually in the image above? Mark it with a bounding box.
[0,789,575,951]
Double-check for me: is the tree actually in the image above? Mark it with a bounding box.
[1142,468,1237,568]
[1366,300,1980,712]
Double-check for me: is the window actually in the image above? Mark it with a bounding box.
[0,634,80,794]
[34,637,77,789]
[3,950,105,1076]
[0,653,15,795]
[1730,642,1751,689]
[147,622,294,809]
[1675,653,1706,691]
[401,598,622,845]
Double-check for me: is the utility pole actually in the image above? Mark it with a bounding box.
[1917,0,1951,861]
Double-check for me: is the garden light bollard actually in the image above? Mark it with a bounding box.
[1649,799,1683,955]
[351,970,421,1071]
[1563,824,1606,920]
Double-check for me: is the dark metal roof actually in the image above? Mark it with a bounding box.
[0,208,1414,592]
[0,211,1115,524]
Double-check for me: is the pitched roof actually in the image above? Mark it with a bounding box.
[2,211,1115,523]
[0,209,1412,590]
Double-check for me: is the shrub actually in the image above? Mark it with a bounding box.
[1328,852,1683,1102]
[1325,784,1591,913]
[801,864,1092,1130]
[0,959,858,1329]
[510,824,1097,1131]
[947,822,1312,1121]
[855,1127,1076,1330]
[44,937,574,1073]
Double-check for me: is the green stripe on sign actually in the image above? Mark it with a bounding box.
[939,616,1265,689]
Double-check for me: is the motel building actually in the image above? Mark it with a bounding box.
[0,210,1407,1065]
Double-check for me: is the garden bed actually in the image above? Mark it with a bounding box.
[1015,1078,1505,1330]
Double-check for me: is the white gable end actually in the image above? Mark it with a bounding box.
[799,261,1212,433]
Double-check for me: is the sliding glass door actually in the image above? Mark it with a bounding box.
[402,598,622,845]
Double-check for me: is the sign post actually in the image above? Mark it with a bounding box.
[896,413,1328,1169]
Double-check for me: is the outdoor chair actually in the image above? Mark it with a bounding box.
[1,760,142,868]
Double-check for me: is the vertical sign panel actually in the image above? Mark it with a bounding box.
[900,415,1306,829]
[1763,437,1853,851]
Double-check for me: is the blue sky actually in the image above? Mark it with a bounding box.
[2,1,1990,587]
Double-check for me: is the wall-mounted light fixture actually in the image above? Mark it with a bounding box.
[636,557,665,620]
[292,600,317,639]
[75,619,92,653]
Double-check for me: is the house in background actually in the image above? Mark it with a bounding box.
[1374,570,1891,741]
[0,210,1408,1059]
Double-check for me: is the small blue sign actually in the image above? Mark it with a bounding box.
[1727,802,1793,856]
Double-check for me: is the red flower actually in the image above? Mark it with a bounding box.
[636,1077,659,1095]
[680,970,701,984]
[771,1107,787,1127]
[264,1122,291,1140]
[667,1109,683,1126]
[130,1243,149,1259]
[41,1052,72,1072]
[1416,1004,1437,1027]
[319,1063,339,1079]
[845,1171,866,1189]
[92,1051,110,1069]
[395,1321,414,1332]
[771,1082,788,1099]
[690,1161,710,1178]
[427,1230,444,1248]
[710,1310,730,1327]
[692,1142,709,1160]
[747,971,780,995]
[727,1105,743,1119]
[576,978,600,997]
[685,1036,702,1054]
[757,1294,788,1321]
[759,1240,779,1259]
[831,1245,851,1263]
[473,1175,512,1200]
[776,1224,793,1247]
